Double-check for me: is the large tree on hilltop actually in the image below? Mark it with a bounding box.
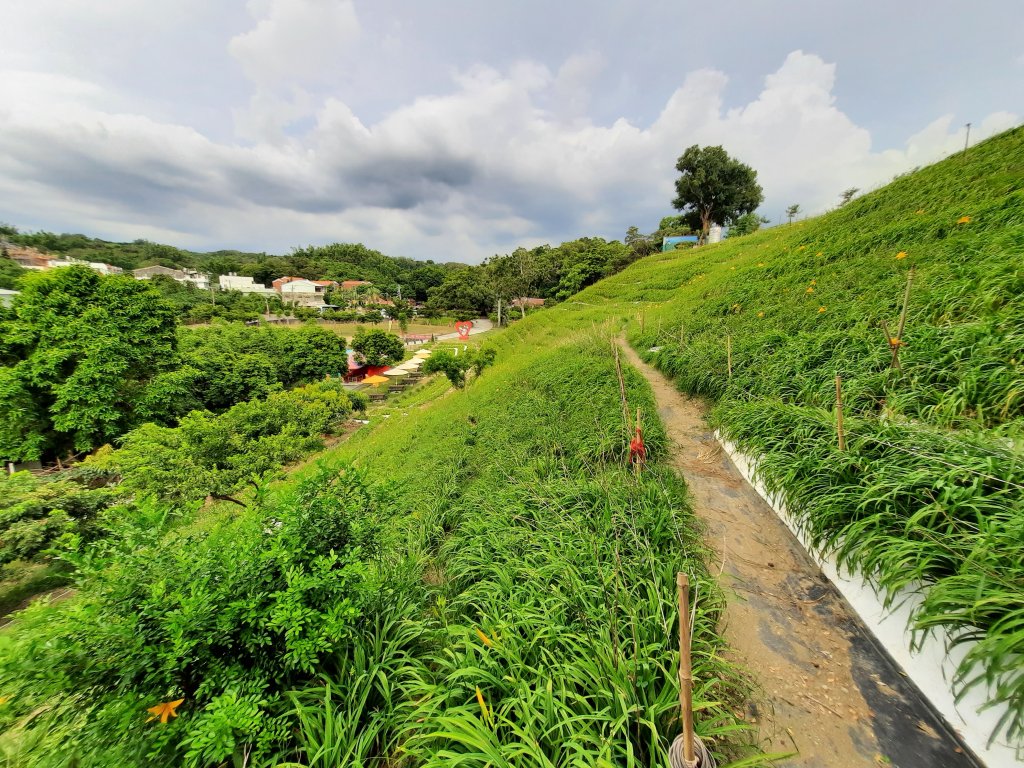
[672,145,764,243]
[0,266,178,462]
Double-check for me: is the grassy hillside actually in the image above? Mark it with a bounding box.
[610,125,1023,743]
[1,127,1020,765]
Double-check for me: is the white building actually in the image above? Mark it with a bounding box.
[219,273,275,293]
[0,288,18,307]
[133,265,210,290]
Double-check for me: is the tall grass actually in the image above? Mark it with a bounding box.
[612,126,1024,745]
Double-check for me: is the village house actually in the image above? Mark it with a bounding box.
[218,273,275,293]
[133,265,210,290]
[272,276,338,308]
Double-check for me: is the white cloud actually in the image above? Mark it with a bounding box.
[229,0,361,86]
[0,49,1018,261]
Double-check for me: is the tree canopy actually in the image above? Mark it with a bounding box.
[351,328,405,367]
[0,267,178,461]
[671,145,764,242]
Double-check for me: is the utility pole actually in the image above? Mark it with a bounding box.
[497,297,502,327]
[963,123,972,155]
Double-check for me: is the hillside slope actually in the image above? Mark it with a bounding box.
[608,125,1022,745]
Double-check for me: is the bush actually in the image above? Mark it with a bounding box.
[0,472,119,565]
[0,464,395,767]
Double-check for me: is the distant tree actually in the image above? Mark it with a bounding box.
[839,187,859,206]
[672,145,764,244]
[423,348,472,388]
[351,328,404,367]
[786,204,801,224]
[624,226,657,259]
[0,267,177,461]
[0,257,26,290]
[728,212,770,237]
[426,268,492,316]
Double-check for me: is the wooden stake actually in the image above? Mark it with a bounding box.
[835,374,846,452]
[726,334,732,380]
[890,268,914,369]
[613,343,630,432]
[633,407,642,477]
[677,573,695,765]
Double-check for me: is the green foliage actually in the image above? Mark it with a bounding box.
[97,379,354,504]
[0,464,394,766]
[622,126,1024,743]
[727,212,769,237]
[351,327,404,367]
[672,144,764,241]
[0,267,177,461]
[423,348,471,388]
[0,257,26,290]
[0,472,118,566]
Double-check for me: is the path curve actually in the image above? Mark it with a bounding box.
[434,317,493,340]
[619,342,981,768]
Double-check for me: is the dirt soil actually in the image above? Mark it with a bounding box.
[620,343,981,768]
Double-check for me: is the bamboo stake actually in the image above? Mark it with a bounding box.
[677,573,695,765]
[633,408,643,477]
[835,374,846,452]
[613,343,630,432]
[890,268,914,369]
[726,334,732,380]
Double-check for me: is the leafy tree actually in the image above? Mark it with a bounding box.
[786,204,801,224]
[624,226,657,259]
[426,268,492,317]
[0,258,26,290]
[672,145,764,243]
[0,267,177,461]
[728,212,770,237]
[351,328,404,366]
[423,348,472,388]
[840,187,859,206]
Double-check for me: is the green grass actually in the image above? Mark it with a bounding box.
[3,126,1020,764]
[602,126,1024,745]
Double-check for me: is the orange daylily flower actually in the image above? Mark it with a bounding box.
[895,251,908,260]
[147,698,184,724]
[798,245,807,251]
[475,686,491,724]
[806,286,814,294]
[818,306,827,313]
[889,338,906,347]
[475,628,493,647]
[957,216,971,224]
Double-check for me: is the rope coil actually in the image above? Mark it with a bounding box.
[669,732,716,768]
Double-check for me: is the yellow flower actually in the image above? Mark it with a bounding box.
[475,686,491,724]
[915,209,925,215]
[798,245,807,251]
[806,286,814,294]
[957,215,971,224]
[818,306,827,313]
[475,628,493,648]
[816,252,823,257]
[811,279,817,285]
[757,311,765,318]
[147,698,184,724]
[895,251,908,260]
[0,696,10,706]
[757,262,765,267]
[889,338,906,347]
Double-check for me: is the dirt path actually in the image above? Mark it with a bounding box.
[619,343,981,768]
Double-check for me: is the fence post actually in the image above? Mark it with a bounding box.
[835,374,846,451]
[726,335,732,380]
[677,573,695,765]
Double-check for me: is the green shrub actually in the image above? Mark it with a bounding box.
[0,464,394,767]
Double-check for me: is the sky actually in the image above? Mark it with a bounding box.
[1,1,1021,263]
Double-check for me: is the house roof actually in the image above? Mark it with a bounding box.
[341,280,372,289]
